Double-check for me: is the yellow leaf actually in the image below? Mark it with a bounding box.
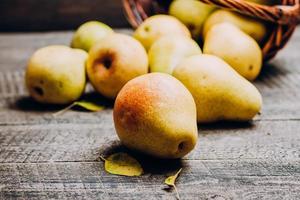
[103,153,143,176]
[165,168,182,200]
[165,168,182,186]
[74,101,104,112]
[53,101,103,116]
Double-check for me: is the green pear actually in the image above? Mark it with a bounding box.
[87,33,148,98]
[71,21,113,52]
[203,10,267,43]
[169,0,215,39]
[203,23,262,81]
[173,54,262,123]
[133,14,191,51]
[25,45,87,104]
[114,73,198,158]
[148,35,202,74]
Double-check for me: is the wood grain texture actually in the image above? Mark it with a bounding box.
[0,120,299,163]
[0,27,299,199]
[0,160,299,199]
[0,0,129,31]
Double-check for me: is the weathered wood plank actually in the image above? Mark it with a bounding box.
[0,0,129,31]
[0,70,300,124]
[0,160,299,199]
[1,96,300,124]
[1,64,299,99]
[0,120,299,163]
[0,28,300,200]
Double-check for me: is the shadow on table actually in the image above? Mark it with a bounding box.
[256,61,288,82]
[99,141,183,175]
[11,91,114,112]
[199,121,255,131]
[81,91,114,109]
[12,97,65,112]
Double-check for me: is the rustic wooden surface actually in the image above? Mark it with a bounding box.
[0,27,300,199]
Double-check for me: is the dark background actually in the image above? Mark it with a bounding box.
[0,0,129,31]
[1,0,298,32]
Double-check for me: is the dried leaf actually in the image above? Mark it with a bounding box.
[165,168,182,186]
[102,153,143,176]
[165,168,182,200]
[74,101,104,112]
[53,101,103,116]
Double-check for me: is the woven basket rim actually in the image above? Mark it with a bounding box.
[122,0,299,61]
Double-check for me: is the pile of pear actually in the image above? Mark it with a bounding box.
[26,22,148,104]
[24,0,277,159]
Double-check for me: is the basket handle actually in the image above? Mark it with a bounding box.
[199,0,300,25]
[123,0,300,27]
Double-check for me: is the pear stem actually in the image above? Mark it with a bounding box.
[99,155,106,162]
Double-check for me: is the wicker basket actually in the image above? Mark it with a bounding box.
[123,0,300,61]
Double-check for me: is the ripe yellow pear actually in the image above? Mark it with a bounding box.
[133,15,191,50]
[203,23,262,81]
[87,33,148,98]
[114,73,198,159]
[25,45,87,104]
[148,35,202,74]
[203,10,267,43]
[173,54,262,123]
[71,21,113,52]
[169,0,215,39]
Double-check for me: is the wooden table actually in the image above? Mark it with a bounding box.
[0,28,299,200]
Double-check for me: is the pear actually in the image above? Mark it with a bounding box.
[114,73,198,159]
[25,45,87,104]
[169,0,215,39]
[173,54,262,123]
[148,35,202,74]
[203,23,262,81]
[133,14,191,51]
[203,10,267,43]
[71,21,113,52]
[86,33,148,98]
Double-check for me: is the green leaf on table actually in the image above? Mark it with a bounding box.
[165,168,182,200]
[53,101,104,117]
[101,153,143,177]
